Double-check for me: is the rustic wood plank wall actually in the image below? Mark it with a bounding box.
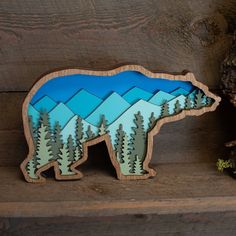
[1,0,236,91]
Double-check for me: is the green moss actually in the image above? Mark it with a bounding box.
[216,159,233,172]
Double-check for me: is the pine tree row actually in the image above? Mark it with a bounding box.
[27,114,109,178]
[114,90,212,175]
[26,90,211,178]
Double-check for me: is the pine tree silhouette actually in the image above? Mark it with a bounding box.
[115,124,125,163]
[133,155,143,175]
[174,100,181,114]
[86,125,95,140]
[185,96,192,109]
[40,111,52,140]
[36,121,53,168]
[120,133,132,175]
[75,117,84,152]
[58,144,74,175]
[26,159,38,179]
[74,146,81,161]
[206,97,212,106]
[195,90,204,108]
[130,112,146,172]
[28,115,38,168]
[98,115,108,136]
[51,121,63,160]
[28,115,36,143]
[67,135,75,162]
[161,101,170,117]
[148,112,156,130]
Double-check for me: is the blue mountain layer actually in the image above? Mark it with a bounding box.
[122,87,153,104]
[170,87,190,96]
[149,91,175,106]
[31,71,194,104]
[66,89,102,118]
[86,92,131,126]
[33,95,57,112]
[49,103,74,128]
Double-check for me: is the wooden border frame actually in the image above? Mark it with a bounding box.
[20,65,221,183]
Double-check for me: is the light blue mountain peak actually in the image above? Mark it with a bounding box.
[66,89,102,118]
[122,87,153,104]
[170,87,190,96]
[33,95,57,112]
[149,91,175,106]
[49,102,74,128]
[86,92,130,126]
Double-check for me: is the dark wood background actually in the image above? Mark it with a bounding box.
[1,0,236,235]
[1,0,236,91]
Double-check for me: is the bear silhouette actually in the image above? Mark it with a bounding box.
[20,65,220,183]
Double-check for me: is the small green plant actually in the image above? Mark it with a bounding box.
[216,159,233,172]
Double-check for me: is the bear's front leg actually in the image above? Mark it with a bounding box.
[114,128,156,180]
[116,151,156,180]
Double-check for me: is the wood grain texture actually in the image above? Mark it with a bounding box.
[1,163,236,217]
[2,212,236,236]
[0,0,236,91]
[0,92,24,130]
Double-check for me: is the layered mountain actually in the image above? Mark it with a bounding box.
[149,91,175,106]
[170,87,190,96]
[122,87,153,103]
[86,92,130,126]
[28,87,196,135]
[49,103,74,128]
[66,89,102,118]
[33,95,57,112]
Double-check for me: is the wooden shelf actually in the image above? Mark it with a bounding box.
[1,162,236,218]
[0,93,235,220]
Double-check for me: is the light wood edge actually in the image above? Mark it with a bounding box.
[20,65,221,183]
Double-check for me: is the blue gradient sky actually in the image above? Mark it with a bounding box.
[31,71,195,104]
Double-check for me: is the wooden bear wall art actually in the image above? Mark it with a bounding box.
[21,65,221,183]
